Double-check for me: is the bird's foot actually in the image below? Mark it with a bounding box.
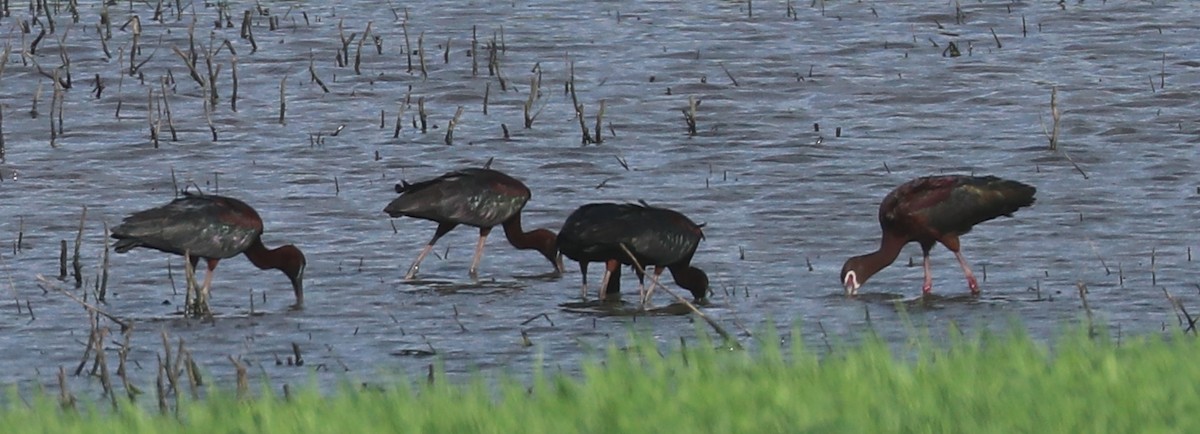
[921,283,933,295]
[967,277,980,295]
[404,266,419,280]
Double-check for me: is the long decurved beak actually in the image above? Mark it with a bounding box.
[843,271,860,296]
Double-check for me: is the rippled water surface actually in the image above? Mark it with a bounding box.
[2,0,1200,395]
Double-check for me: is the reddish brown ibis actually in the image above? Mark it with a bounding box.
[840,175,1036,296]
[384,167,563,280]
[557,202,709,305]
[111,192,307,310]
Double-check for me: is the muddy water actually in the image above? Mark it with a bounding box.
[1,1,1199,395]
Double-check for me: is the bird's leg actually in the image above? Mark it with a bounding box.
[199,259,219,316]
[921,251,934,295]
[405,223,456,280]
[578,262,590,301]
[633,266,647,307]
[953,250,981,294]
[468,227,493,278]
[597,260,619,301]
[640,266,667,310]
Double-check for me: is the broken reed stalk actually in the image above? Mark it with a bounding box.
[183,347,203,395]
[417,97,427,133]
[402,17,413,73]
[719,62,739,86]
[1077,281,1096,338]
[567,62,592,144]
[444,106,464,145]
[128,16,142,74]
[392,90,410,138]
[159,331,179,399]
[58,366,76,410]
[682,95,698,136]
[308,51,330,93]
[0,43,11,80]
[35,274,130,331]
[99,222,110,301]
[593,99,606,144]
[278,74,287,125]
[354,21,372,74]
[0,100,5,155]
[92,315,117,409]
[58,240,67,279]
[1045,86,1060,150]
[523,73,539,128]
[156,356,168,414]
[160,78,177,140]
[49,71,59,147]
[116,328,137,402]
[229,356,249,399]
[1163,287,1197,334]
[72,205,86,288]
[203,82,217,140]
[147,87,159,147]
[170,45,204,88]
[616,244,740,348]
[471,26,478,76]
[240,10,257,53]
[489,36,507,91]
[1151,248,1157,286]
[31,81,42,119]
[482,81,490,115]
[417,31,427,78]
[230,55,239,111]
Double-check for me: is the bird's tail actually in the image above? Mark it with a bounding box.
[982,177,1037,215]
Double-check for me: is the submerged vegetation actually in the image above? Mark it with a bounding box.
[2,327,1198,433]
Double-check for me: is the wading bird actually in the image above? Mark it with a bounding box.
[840,175,1036,296]
[111,191,306,313]
[384,167,562,279]
[557,202,709,305]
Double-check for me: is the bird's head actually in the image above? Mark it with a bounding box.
[673,265,710,303]
[277,244,307,306]
[841,257,864,296]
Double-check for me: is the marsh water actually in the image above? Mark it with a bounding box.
[1,0,1199,396]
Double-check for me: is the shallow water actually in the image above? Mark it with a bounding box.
[1,0,1199,396]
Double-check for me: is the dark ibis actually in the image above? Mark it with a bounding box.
[111,191,307,310]
[383,167,563,279]
[840,175,1036,296]
[557,202,709,305]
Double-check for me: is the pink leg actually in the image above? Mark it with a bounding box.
[578,262,590,300]
[405,223,457,280]
[641,266,666,308]
[468,227,493,277]
[405,244,435,280]
[200,259,218,308]
[921,252,933,294]
[596,260,618,301]
[954,251,980,294]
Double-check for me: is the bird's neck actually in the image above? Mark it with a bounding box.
[857,232,907,281]
[501,213,546,250]
[243,238,283,271]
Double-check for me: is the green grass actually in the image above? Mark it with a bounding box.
[3,327,1198,433]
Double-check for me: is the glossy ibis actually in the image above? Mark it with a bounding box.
[111,191,307,312]
[840,175,1036,296]
[384,167,563,280]
[557,202,709,305]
